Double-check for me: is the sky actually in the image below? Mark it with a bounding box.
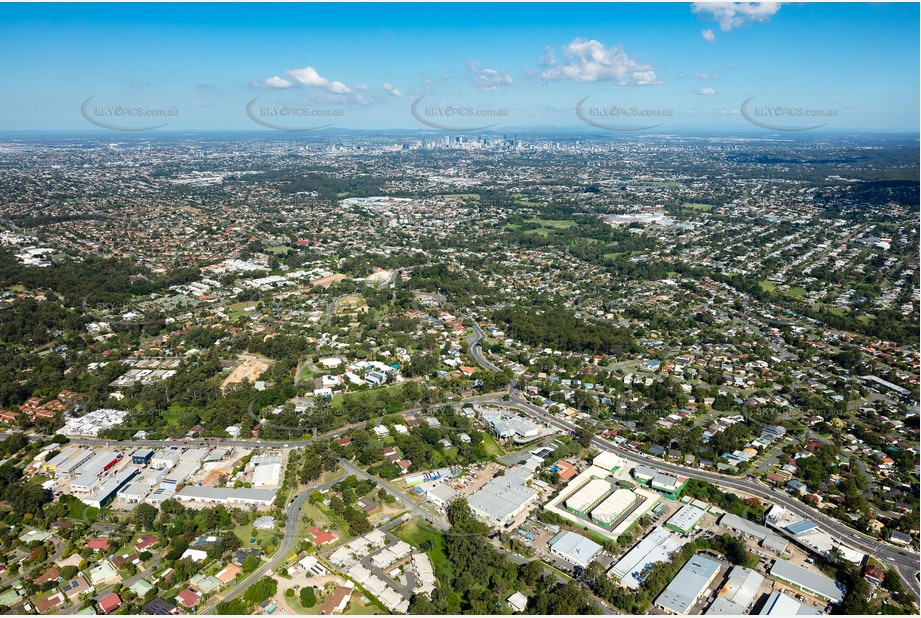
[0,2,918,133]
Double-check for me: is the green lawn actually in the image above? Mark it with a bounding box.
[234,523,281,549]
[759,280,777,292]
[786,286,808,298]
[329,384,406,412]
[267,246,292,255]
[226,301,260,319]
[392,519,454,584]
[682,202,713,211]
[481,434,504,458]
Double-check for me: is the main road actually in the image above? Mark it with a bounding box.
[502,390,920,601]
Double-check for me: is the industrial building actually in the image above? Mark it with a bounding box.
[41,447,88,474]
[251,461,282,487]
[632,464,658,483]
[467,466,538,528]
[132,449,154,465]
[705,566,765,615]
[478,407,543,442]
[150,450,180,470]
[161,462,199,487]
[769,559,844,604]
[426,483,457,509]
[608,527,686,588]
[53,449,96,479]
[547,530,602,568]
[82,468,139,509]
[720,513,789,554]
[759,591,824,615]
[655,554,722,614]
[650,472,686,496]
[666,504,706,535]
[592,451,625,473]
[565,478,613,515]
[118,483,150,503]
[70,452,121,493]
[590,488,637,528]
[173,486,277,507]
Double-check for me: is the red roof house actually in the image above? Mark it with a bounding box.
[98,593,122,614]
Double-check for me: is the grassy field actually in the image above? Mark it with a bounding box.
[267,245,292,255]
[506,218,575,236]
[329,383,405,411]
[645,181,682,187]
[393,519,454,584]
[226,300,260,319]
[481,434,505,458]
[234,523,281,549]
[682,202,713,211]
[786,286,808,298]
[759,280,778,292]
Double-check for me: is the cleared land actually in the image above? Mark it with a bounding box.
[311,273,348,288]
[221,354,273,392]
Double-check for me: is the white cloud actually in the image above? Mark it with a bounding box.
[702,28,716,43]
[694,87,718,95]
[468,60,512,91]
[692,2,783,32]
[255,76,293,89]
[382,82,411,99]
[695,72,719,80]
[540,38,660,85]
[286,67,330,88]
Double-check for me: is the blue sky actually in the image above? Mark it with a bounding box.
[0,2,918,132]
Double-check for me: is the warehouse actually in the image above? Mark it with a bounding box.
[705,566,764,615]
[174,486,277,507]
[758,591,824,615]
[608,527,685,588]
[632,464,658,483]
[665,504,706,535]
[251,462,282,487]
[132,449,154,465]
[145,485,176,506]
[468,466,538,528]
[548,530,602,568]
[150,450,180,470]
[118,483,150,503]
[655,554,721,614]
[720,513,788,554]
[54,449,96,478]
[426,483,457,509]
[41,447,85,473]
[70,452,121,492]
[565,478,613,515]
[82,468,139,509]
[590,488,637,528]
[769,559,844,603]
[650,472,687,497]
[593,451,625,473]
[161,462,199,486]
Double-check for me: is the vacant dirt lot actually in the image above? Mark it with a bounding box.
[221,354,273,392]
[310,273,348,288]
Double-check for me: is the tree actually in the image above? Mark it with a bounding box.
[242,576,277,605]
[133,503,158,529]
[299,587,317,608]
[578,420,596,449]
[242,554,260,574]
